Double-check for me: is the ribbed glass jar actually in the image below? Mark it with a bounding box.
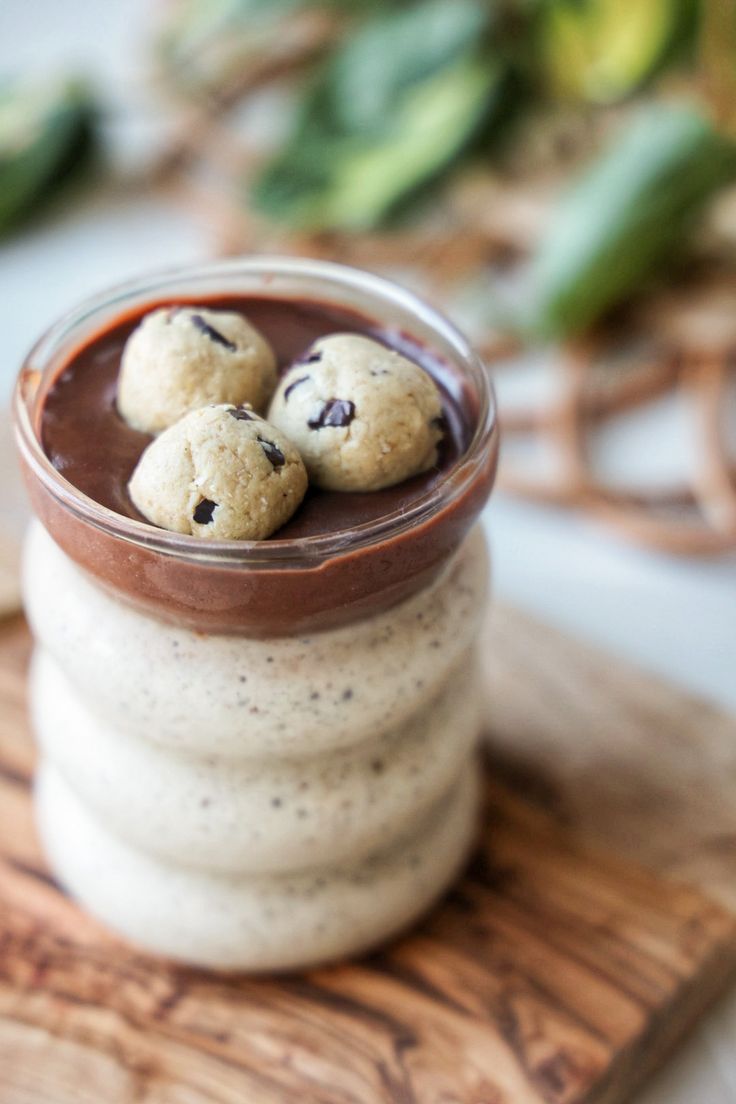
[15,257,498,970]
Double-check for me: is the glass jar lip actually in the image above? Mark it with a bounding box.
[14,255,497,567]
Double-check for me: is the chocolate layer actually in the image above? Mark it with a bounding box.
[24,294,497,636]
[41,297,468,537]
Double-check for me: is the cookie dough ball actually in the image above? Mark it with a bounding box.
[129,404,307,540]
[118,306,277,434]
[268,334,444,492]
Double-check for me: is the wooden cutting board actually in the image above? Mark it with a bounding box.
[1,606,736,1104]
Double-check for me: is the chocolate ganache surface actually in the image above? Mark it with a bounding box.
[41,296,468,540]
[24,294,497,636]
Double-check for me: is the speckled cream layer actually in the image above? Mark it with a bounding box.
[25,520,489,968]
[32,647,480,874]
[24,522,489,757]
[36,762,480,971]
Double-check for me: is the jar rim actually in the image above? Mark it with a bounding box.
[14,255,497,568]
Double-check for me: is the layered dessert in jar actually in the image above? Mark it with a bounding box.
[14,258,498,971]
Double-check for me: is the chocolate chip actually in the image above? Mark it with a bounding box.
[284,375,309,401]
[432,413,448,436]
[298,351,322,365]
[189,313,237,352]
[228,406,255,421]
[193,498,217,524]
[258,437,285,467]
[308,399,355,429]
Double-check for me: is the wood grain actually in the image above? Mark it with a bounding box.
[482,606,736,912]
[1,610,736,1104]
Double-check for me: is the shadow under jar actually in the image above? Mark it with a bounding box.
[14,257,498,971]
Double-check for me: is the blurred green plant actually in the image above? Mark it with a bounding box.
[156,0,736,347]
[0,77,96,236]
[537,0,696,105]
[250,0,512,230]
[524,102,736,339]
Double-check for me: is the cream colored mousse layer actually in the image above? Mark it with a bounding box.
[24,522,489,757]
[36,762,479,971]
[24,521,489,970]
[32,648,480,874]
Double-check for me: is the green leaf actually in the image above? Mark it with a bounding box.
[317,57,502,229]
[526,103,736,338]
[0,77,96,234]
[253,53,502,230]
[250,0,504,231]
[329,0,491,132]
[538,0,695,104]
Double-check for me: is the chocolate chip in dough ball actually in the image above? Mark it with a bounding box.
[117,306,277,434]
[268,334,444,491]
[128,404,307,540]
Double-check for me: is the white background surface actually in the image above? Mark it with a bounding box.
[2,2,735,1100]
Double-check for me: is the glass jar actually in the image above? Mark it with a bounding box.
[14,257,498,971]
